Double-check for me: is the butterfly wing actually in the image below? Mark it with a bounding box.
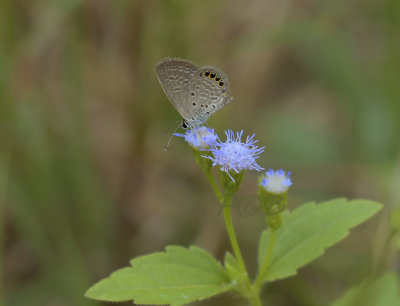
[186,65,233,125]
[156,58,199,120]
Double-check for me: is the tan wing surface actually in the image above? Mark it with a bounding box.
[156,58,198,120]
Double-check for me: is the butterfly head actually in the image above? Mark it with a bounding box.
[181,119,189,129]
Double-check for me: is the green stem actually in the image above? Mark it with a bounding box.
[222,195,246,273]
[204,171,262,305]
[223,196,262,306]
[205,169,224,203]
[254,228,276,292]
[204,170,245,270]
[248,292,262,306]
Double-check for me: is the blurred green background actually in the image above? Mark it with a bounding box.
[1,0,399,305]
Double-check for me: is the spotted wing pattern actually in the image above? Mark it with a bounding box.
[186,65,232,125]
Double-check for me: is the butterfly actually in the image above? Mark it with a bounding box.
[156,58,233,129]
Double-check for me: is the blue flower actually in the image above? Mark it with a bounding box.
[205,130,265,180]
[175,126,218,149]
[260,169,292,193]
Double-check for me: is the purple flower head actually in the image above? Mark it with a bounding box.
[260,169,292,193]
[205,130,265,181]
[175,126,217,149]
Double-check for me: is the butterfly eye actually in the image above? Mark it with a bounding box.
[181,120,189,129]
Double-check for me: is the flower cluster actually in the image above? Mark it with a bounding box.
[205,130,265,181]
[176,126,293,229]
[176,127,292,193]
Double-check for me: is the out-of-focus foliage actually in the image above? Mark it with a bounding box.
[332,273,400,306]
[0,0,399,305]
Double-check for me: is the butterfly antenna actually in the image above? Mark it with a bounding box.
[164,122,182,151]
[164,119,181,134]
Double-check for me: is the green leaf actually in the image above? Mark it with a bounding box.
[224,252,241,280]
[258,198,382,282]
[86,245,234,306]
[331,273,400,306]
[223,251,248,294]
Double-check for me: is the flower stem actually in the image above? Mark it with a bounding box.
[205,171,263,305]
[205,169,224,203]
[223,196,262,306]
[254,228,276,292]
[248,292,262,306]
[222,195,247,273]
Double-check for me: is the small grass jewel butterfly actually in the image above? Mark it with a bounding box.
[156,58,233,130]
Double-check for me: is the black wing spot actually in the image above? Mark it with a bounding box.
[200,104,204,107]
[205,105,208,108]
[212,105,216,109]
[191,92,195,96]
[192,102,196,106]
[219,81,224,87]
[206,111,210,114]
[215,75,221,81]
[205,70,210,77]
[210,72,216,79]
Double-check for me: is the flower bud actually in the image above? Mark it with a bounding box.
[258,169,292,230]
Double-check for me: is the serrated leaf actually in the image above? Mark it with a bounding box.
[331,273,400,306]
[258,198,382,282]
[86,245,234,306]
